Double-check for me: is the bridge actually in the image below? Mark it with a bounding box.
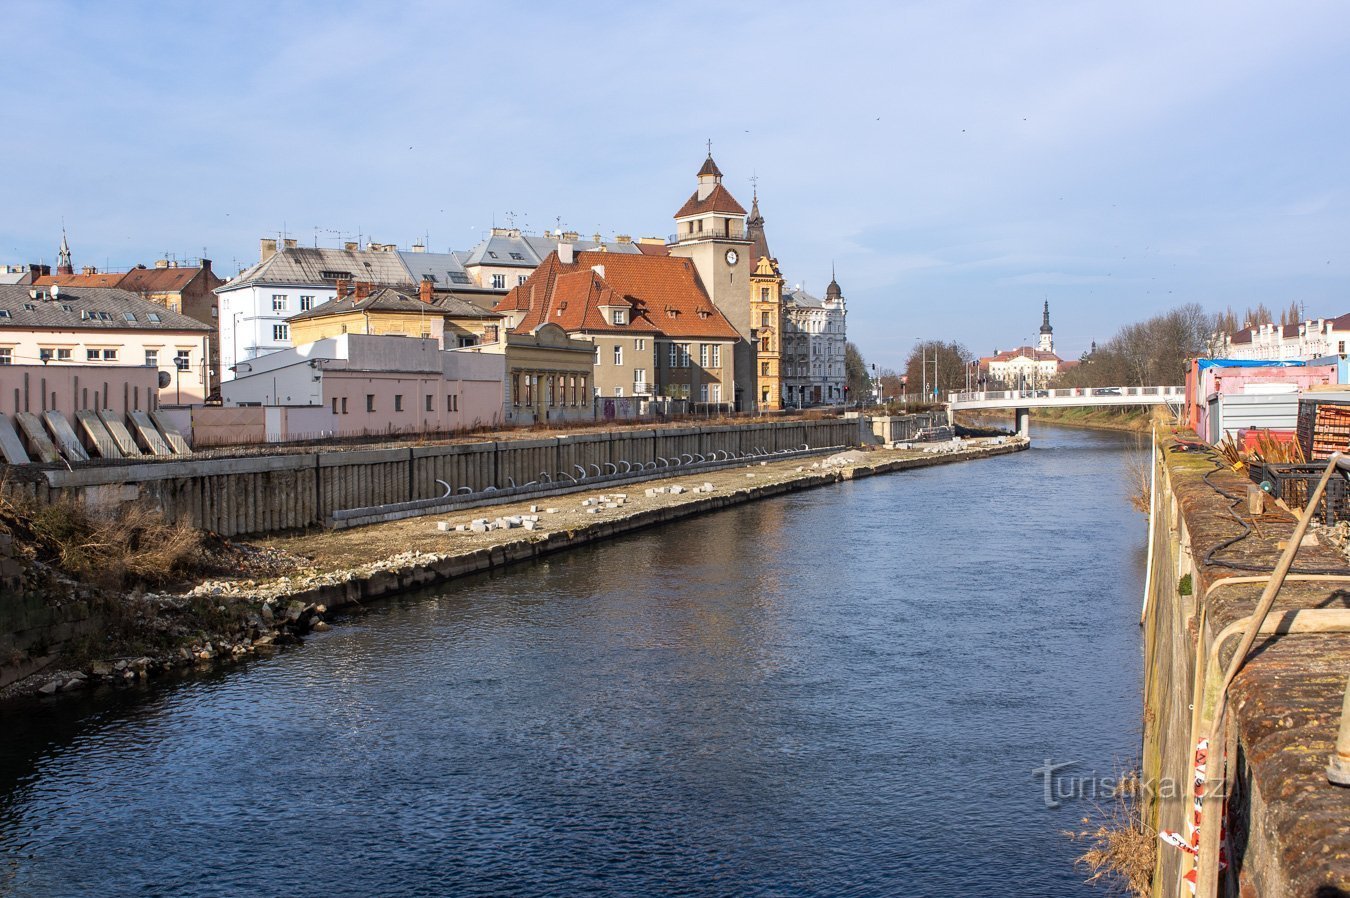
[948,385,1185,434]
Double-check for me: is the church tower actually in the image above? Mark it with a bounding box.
[747,187,785,409]
[667,148,755,409]
[56,230,73,276]
[1038,300,1054,353]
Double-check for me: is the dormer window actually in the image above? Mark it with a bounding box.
[509,252,525,261]
[612,309,626,325]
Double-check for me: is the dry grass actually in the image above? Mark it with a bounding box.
[0,488,202,589]
[1127,444,1152,514]
[1065,769,1156,896]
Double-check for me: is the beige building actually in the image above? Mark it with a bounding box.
[464,322,595,425]
[0,284,213,406]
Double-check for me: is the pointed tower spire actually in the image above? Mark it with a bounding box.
[56,229,73,275]
[746,176,771,264]
[1038,300,1054,353]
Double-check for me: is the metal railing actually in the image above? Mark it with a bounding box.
[950,385,1185,403]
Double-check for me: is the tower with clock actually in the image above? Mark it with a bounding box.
[667,147,757,408]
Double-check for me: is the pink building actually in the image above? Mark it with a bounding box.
[0,363,161,417]
[216,333,503,443]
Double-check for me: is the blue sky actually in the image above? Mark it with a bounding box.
[3,1,1347,370]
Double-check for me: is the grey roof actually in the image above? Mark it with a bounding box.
[219,246,414,292]
[0,272,28,285]
[0,285,212,331]
[289,286,500,323]
[397,251,488,291]
[783,287,824,310]
[462,231,641,268]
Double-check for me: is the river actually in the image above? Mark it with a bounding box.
[0,423,1147,897]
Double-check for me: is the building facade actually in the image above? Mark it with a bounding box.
[781,278,848,406]
[1220,313,1350,361]
[496,247,742,410]
[978,303,1069,389]
[220,332,504,436]
[746,191,784,410]
[0,284,213,405]
[285,279,502,350]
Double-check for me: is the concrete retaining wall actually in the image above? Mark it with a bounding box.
[3,419,863,538]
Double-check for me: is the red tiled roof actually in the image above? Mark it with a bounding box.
[118,266,211,293]
[33,272,124,288]
[983,346,1063,363]
[635,242,670,256]
[674,183,746,219]
[496,251,740,341]
[1229,329,1254,345]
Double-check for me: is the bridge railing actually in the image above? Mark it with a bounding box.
[950,386,1185,403]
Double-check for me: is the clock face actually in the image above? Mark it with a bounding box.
[725,250,738,265]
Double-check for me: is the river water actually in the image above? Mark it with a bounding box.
[0,424,1147,897]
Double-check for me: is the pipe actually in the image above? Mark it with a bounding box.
[1194,452,1343,898]
[1331,673,1350,786]
[435,479,453,500]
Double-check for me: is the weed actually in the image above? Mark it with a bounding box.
[1065,768,1156,896]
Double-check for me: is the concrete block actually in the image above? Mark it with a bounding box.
[437,521,452,532]
[0,414,30,464]
[75,410,121,459]
[746,473,756,478]
[546,508,559,514]
[523,520,538,531]
[670,486,685,494]
[127,410,172,456]
[760,461,767,466]
[150,409,191,454]
[587,507,600,514]
[455,524,467,532]
[530,505,539,513]
[42,410,89,462]
[702,483,713,491]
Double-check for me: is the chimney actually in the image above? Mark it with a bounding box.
[283,238,297,250]
[200,259,212,274]
[411,242,426,253]
[354,281,372,299]
[155,259,170,269]
[419,276,434,304]
[81,266,97,275]
[343,241,359,252]
[616,234,632,244]
[562,231,580,242]
[334,278,349,301]
[260,238,277,262]
[558,243,574,264]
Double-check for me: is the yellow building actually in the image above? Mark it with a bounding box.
[288,280,502,349]
[746,190,785,409]
[463,322,596,425]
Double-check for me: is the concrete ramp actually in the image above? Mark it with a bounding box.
[128,410,172,456]
[0,414,31,464]
[150,409,191,455]
[75,410,122,459]
[98,410,143,458]
[42,410,89,462]
[14,412,60,464]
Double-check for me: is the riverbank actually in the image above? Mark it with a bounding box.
[2,436,1027,703]
[968,406,1156,433]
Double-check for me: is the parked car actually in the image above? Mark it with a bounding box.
[1094,387,1122,396]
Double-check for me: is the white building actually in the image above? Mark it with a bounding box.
[781,277,847,405]
[216,239,413,381]
[1221,314,1350,361]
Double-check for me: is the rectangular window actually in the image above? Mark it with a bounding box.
[426,394,433,412]
[761,362,770,375]
[634,368,646,388]
[39,348,53,361]
[711,384,721,403]
[273,323,289,341]
[394,394,403,412]
[699,384,708,402]
[175,350,188,368]
[612,309,626,325]
[103,349,117,361]
[57,348,72,361]
[699,344,709,367]
[1340,341,1346,354]
[512,374,521,407]
[87,348,99,361]
[760,287,769,301]
[145,350,158,367]
[668,343,677,368]
[366,394,375,412]
[761,336,770,352]
[679,344,690,368]
[272,294,286,311]
[517,275,527,285]
[491,274,506,289]
[300,295,314,311]
[341,397,348,414]
[615,386,624,396]
[613,345,622,366]
[761,310,770,326]
[0,348,10,365]
[711,345,721,368]
[635,338,645,351]
[332,398,338,414]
